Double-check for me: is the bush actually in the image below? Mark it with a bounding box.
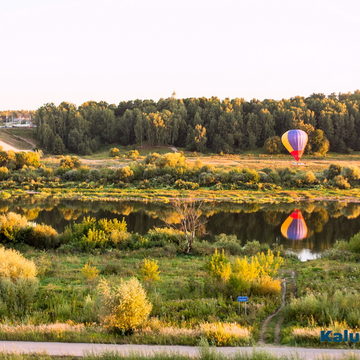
[326,164,342,180]
[109,147,120,157]
[333,175,351,189]
[0,212,28,242]
[213,234,242,255]
[348,232,360,253]
[98,277,152,333]
[0,167,9,180]
[59,156,81,169]
[207,249,232,282]
[28,224,59,248]
[115,166,134,182]
[146,227,185,246]
[139,259,160,283]
[0,247,37,280]
[0,278,39,318]
[125,149,140,160]
[174,179,199,190]
[264,136,282,154]
[342,166,360,181]
[252,275,281,295]
[81,263,99,281]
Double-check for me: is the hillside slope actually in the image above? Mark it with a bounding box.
[0,129,36,151]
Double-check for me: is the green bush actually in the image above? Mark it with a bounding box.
[213,234,242,255]
[0,278,39,319]
[146,227,185,246]
[174,179,199,190]
[26,224,59,249]
[264,136,282,154]
[348,232,360,253]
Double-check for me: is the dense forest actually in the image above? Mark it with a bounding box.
[34,91,360,155]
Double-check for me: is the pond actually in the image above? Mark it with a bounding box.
[1,197,360,261]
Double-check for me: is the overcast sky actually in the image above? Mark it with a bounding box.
[1,0,359,109]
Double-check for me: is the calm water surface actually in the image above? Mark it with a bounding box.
[2,198,360,261]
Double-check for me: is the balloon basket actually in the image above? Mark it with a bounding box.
[292,161,305,166]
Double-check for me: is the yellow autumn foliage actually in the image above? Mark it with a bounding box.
[98,277,152,332]
[139,259,160,282]
[0,247,37,280]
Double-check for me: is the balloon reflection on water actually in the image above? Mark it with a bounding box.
[281,209,308,241]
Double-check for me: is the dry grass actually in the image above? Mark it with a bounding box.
[0,322,86,335]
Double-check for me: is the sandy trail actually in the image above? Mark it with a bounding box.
[0,341,359,359]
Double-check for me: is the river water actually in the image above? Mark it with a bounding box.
[1,198,360,261]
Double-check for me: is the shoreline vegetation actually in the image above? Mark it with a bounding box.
[0,150,358,203]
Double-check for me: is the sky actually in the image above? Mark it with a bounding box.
[1,0,360,109]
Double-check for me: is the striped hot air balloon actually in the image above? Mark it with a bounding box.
[280,210,308,241]
[281,129,308,161]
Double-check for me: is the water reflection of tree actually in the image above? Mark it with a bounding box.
[0,198,360,253]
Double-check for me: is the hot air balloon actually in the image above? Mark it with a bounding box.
[281,129,308,162]
[281,209,308,241]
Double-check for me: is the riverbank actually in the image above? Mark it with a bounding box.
[2,187,360,203]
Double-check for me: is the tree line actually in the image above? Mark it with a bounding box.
[34,91,360,154]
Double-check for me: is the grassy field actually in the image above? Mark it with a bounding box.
[69,150,360,172]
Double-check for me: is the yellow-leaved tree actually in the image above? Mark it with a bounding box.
[139,259,160,283]
[208,249,232,282]
[98,277,152,333]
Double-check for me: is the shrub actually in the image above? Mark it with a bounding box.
[0,247,37,280]
[125,149,140,160]
[28,224,59,248]
[115,166,134,182]
[255,249,283,277]
[342,166,360,181]
[98,277,152,333]
[213,234,242,255]
[207,249,232,282]
[264,136,282,154]
[146,227,185,246]
[144,152,161,164]
[82,228,108,248]
[59,156,81,169]
[333,175,351,189]
[252,275,281,295]
[81,263,99,281]
[326,164,342,179]
[226,274,251,297]
[0,167,9,180]
[139,259,160,283]
[348,232,360,253]
[199,322,251,346]
[15,151,41,169]
[0,278,38,318]
[109,147,120,157]
[174,179,199,190]
[155,153,186,168]
[0,212,28,242]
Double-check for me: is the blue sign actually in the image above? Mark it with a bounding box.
[237,296,249,302]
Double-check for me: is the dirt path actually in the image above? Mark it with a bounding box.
[259,270,296,345]
[0,140,31,152]
[0,341,360,359]
[259,279,287,344]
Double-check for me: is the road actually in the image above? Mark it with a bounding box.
[0,341,359,359]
